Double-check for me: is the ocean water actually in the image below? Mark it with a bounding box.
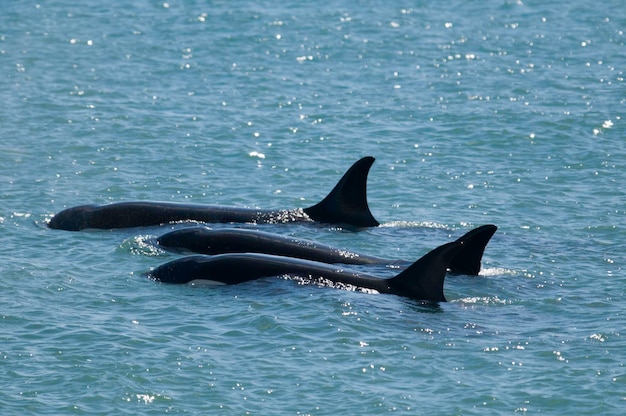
[1,0,625,414]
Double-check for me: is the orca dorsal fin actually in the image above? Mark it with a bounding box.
[388,241,463,302]
[303,156,380,228]
[448,224,497,275]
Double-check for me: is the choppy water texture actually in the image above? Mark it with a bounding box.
[1,0,625,414]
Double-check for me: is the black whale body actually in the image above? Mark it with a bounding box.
[48,157,379,231]
[146,241,463,303]
[156,225,497,276]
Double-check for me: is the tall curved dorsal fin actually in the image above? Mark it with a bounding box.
[303,156,380,228]
[448,224,497,275]
[388,241,463,302]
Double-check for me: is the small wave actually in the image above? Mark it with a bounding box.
[479,267,517,277]
[120,234,163,256]
[380,220,450,229]
[588,333,607,342]
[282,275,380,295]
[453,296,511,306]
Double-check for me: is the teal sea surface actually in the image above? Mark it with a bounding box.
[1,0,625,414]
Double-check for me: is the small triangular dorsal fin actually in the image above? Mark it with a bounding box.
[448,225,497,275]
[388,241,463,302]
[303,157,380,228]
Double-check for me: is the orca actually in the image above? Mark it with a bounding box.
[156,225,497,275]
[145,241,463,302]
[48,157,379,231]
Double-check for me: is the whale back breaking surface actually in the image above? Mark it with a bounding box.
[48,202,309,231]
[156,225,497,275]
[48,157,379,231]
[156,227,387,265]
[146,241,462,302]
